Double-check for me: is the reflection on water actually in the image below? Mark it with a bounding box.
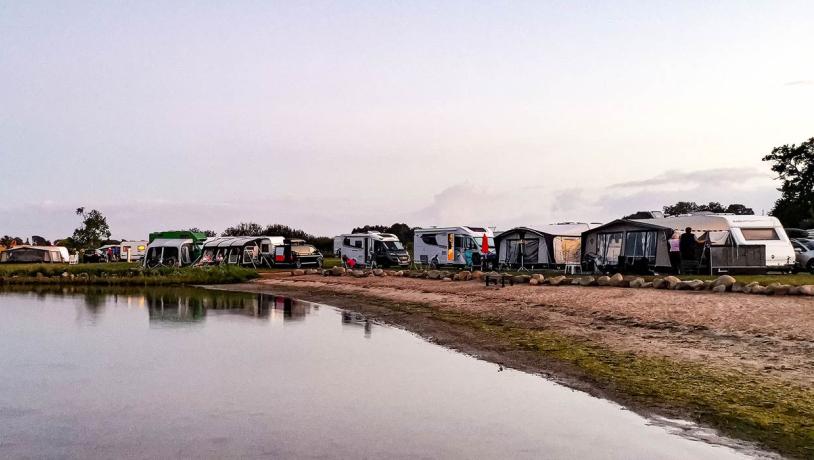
[0,286,761,460]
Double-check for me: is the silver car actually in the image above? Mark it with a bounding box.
[791,238,814,273]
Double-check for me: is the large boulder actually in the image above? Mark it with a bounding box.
[596,276,611,286]
[652,278,667,289]
[629,277,646,288]
[578,276,596,286]
[750,285,767,295]
[291,269,305,276]
[470,270,484,281]
[608,273,624,286]
[453,271,472,281]
[742,281,760,294]
[676,280,705,291]
[372,268,385,276]
[512,275,531,284]
[766,283,790,296]
[441,277,452,282]
[798,285,814,296]
[351,270,367,278]
[426,270,444,280]
[712,275,736,289]
[393,270,404,277]
[712,284,727,293]
[531,273,545,283]
[663,276,681,290]
[731,283,745,293]
[548,275,567,286]
[330,266,346,276]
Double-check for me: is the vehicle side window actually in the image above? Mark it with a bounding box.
[420,234,438,246]
[181,246,191,264]
[343,238,351,246]
[354,240,362,248]
[261,243,270,253]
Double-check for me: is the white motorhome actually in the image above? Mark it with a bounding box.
[633,214,795,273]
[413,226,495,267]
[333,232,410,267]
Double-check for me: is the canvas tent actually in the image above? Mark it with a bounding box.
[0,245,70,264]
[496,223,595,269]
[581,220,673,274]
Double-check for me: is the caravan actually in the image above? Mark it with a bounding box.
[413,226,495,268]
[333,232,410,267]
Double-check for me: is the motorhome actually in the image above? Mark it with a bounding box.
[0,245,70,264]
[413,226,495,268]
[143,231,207,268]
[333,232,410,267]
[581,214,795,274]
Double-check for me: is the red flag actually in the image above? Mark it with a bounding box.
[481,234,489,254]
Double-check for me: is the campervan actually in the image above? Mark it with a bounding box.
[413,226,495,267]
[143,231,207,268]
[333,232,410,267]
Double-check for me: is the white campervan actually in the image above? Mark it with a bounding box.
[333,232,410,267]
[413,226,495,267]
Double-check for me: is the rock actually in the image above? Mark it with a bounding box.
[305,268,321,275]
[676,280,704,291]
[470,270,484,280]
[750,285,767,295]
[531,274,544,282]
[766,283,790,296]
[393,271,404,277]
[351,270,367,278]
[642,282,654,288]
[426,270,443,280]
[663,276,681,290]
[548,275,567,286]
[799,285,814,296]
[512,275,531,284]
[529,278,540,286]
[372,268,384,276]
[292,269,305,276]
[788,286,801,296]
[712,284,727,293]
[608,273,624,286]
[652,278,667,289]
[571,278,581,285]
[452,271,472,281]
[629,277,646,288]
[61,271,69,278]
[442,277,452,282]
[702,280,715,290]
[578,276,596,286]
[712,275,736,289]
[731,283,744,293]
[330,266,346,276]
[596,276,611,286]
[742,281,760,294]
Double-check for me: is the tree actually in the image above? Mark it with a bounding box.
[222,222,264,236]
[661,201,753,216]
[31,235,51,246]
[71,208,112,251]
[350,223,416,244]
[186,228,217,237]
[763,137,814,228]
[0,235,24,248]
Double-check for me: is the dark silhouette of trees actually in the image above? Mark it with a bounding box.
[71,208,112,250]
[763,137,814,228]
[661,201,753,216]
[350,223,415,244]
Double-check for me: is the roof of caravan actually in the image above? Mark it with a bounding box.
[5,245,68,252]
[147,238,192,247]
[203,236,262,248]
[336,232,401,240]
[631,214,776,232]
[415,226,493,235]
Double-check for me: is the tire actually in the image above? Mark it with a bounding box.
[808,260,814,274]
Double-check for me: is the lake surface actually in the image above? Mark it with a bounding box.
[0,286,765,459]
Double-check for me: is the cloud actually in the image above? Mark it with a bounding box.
[784,80,814,86]
[608,168,767,190]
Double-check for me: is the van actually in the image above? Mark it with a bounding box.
[413,226,495,268]
[333,232,410,267]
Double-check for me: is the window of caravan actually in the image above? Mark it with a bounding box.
[163,247,179,264]
[261,243,270,253]
[343,238,351,247]
[181,245,191,265]
[420,234,439,246]
[228,248,239,264]
[623,231,657,260]
[597,232,623,265]
[354,239,362,248]
[741,228,780,240]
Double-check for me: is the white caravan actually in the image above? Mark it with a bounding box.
[120,241,148,261]
[633,214,795,272]
[333,232,410,267]
[413,226,495,267]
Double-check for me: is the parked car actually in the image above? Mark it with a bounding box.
[82,249,108,264]
[272,239,323,268]
[791,238,814,273]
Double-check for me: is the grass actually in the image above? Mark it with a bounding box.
[343,297,814,458]
[0,262,258,286]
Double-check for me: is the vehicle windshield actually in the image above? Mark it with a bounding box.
[475,237,495,250]
[384,241,404,251]
[802,240,814,250]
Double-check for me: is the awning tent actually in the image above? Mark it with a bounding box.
[580,220,673,272]
[0,245,70,263]
[496,224,597,268]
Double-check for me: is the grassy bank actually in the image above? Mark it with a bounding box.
[245,282,814,458]
[0,262,258,286]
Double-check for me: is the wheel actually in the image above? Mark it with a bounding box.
[808,260,814,274]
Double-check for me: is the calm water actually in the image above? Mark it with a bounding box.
[0,286,764,459]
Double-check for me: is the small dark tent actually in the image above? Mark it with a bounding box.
[580,220,673,274]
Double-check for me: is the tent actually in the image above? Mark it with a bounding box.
[0,245,70,263]
[496,224,597,269]
[580,220,673,274]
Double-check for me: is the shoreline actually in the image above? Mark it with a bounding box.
[210,275,814,459]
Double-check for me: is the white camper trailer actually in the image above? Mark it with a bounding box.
[333,232,410,267]
[413,226,495,267]
[631,214,795,273]
[119,241,148,262]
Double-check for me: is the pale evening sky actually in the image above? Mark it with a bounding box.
[1,1,813,240]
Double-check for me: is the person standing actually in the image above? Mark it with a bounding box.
[669,231,681,274]
[679,227,700,272]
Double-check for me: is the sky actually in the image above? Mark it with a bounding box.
[1,0,813,240]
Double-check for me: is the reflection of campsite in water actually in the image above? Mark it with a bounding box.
[143,290,318,323]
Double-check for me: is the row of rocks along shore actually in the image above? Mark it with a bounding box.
[286,267,814,296]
